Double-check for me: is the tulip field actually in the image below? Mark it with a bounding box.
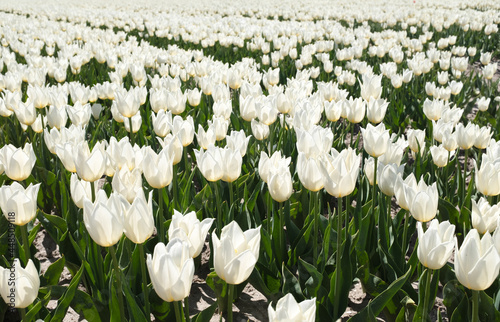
[1,0,500,321]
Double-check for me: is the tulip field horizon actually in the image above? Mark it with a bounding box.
[0,0,500,321]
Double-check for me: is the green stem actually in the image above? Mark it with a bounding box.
[227,283,234,322]
[174,300,184,322]
[402,210,409,256]
[279,202,285,264]
[138,244,151,320]
[157,188,165,243]
[372,157,378,219]
[20,224,30,266]
[90,181,96,203]
[19,308,26,321]
[173,164,179,211]
[334,196,343,319]
[312,191,319,264]
[463,149,469,206]
[109,246,126,320]
[214,182,223,235]
[184,297,190,322]
[350,122,355,147]
[422,269,433,319]
[229,182,234,222]
[472,290,479,322]
[128,116,135,145]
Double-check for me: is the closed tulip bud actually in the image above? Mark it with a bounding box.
[455,229,500,290]
[366,98,389,124]
[73,141,107,182]
[268,164,293,202]
[361,123,390,158]
[471,197,500,234]
[324,100,342,122]
[268,293,316,322]
[251,119,270,141]
[483,63,497,80]
[475,161,500,196]
[321,147,361,197]
[70,173,97,209]
[0,143,36,181]
[417,219,455,269]
[195,145,224,182]
[402,69,413,83]
[391,74,403,88]
[168,210,214,258]
[142,146,173,189]
[0,182,40,226]
[91,103,102,120]
[476,97,491,112]
[276,92,292,114]
[430,145,452,168]
[0,259,40,308]
[83,191,124,247]
[122,190,154,244]
[378,163,405,196]
[239,95,257,121]
[409,181,439,222]
[297,152,324,192]
[147,239,195,302]
[112,167,142,203]
[456,123,477,151]
[212,221,260,285]
[221,147,242,183]
[31,114,44,133]
[360,74,382,101]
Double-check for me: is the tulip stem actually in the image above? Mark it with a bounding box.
[229,182,234,222]
[334,196,342,319]
[20,224,30,266]
[19,308,26,321]
[372,157,378,221]
[157,188,165,243]
[422,269,433,320]
[109,246,126,320]
[128,116,135,145]
[311,191,319,264]
[174,300,184,322]
[214,182,223,235]
[138,243,151,320]
[173,164,179,211]
[184,297,190,322]
[463,149,469,206]
[227,283,234,322]
[472,290,479,322]
[402,210,409,256]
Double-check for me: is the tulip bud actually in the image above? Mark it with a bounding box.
[0,259,40,308]
[0,182,40,226]
[360,123,390,158]
[0,143,37,181]
[195,145,224,182]
[70,173,97,209]
[142,146,173,189]
[122,190,154,244]
[74,141,107,182]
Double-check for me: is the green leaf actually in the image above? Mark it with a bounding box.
[122,276,147,321]
[479,290,500,321]
[50,264,84,322]
[298,257,323,298]
[193,302,218,322]
[25,289,52,321]
[41,256,66,287]
[282,264,304,301]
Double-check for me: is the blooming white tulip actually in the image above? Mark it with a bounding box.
[171,116,195,147]
[361,123,390,158]
[112,167,142,204]
[251,119,270,141]
[394,173,417,211]
[268,163,293,202]
[455,229,500,290]
[70,173,97,209]
[157,134,183,165]
[378,163,405,196]
[475,161,500,196]
[456,122,477,150]
[212,221,261,285]
[417,219,455,269]
[471,198,500,234]
[0,143,37,181]
[122,190,155,244]
[83,190,124,247]
[226,130,251,157]
[297,152,324,192]
[147,239,195,302]
[366,98,389,124]
[168,210,214,258]
[66,102,91,127]
[0,259,40,308]
[407,129,426,155]
[195,145,224,182]
[221,147,242,183]
[142,146,173,189]
[430,145,452,168]
[268,293,316,322]
[0,182,40,226]
[152,110,172,137]
[74,141,107,182]
[474,126,492,149]
[408,181,439,222]
[258,151,291,184]
[321,147,361,198]
[115,90,141,118]
[360,74,382,101]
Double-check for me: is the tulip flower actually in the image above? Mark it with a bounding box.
[471,198,500,234]
[296,152,324,192]
[226,130,251,157]
[0,259,40,308]
[142,146,174,189]
[70,173,98,209]
[115,90,141,118]
[152,110,172,137]
[171,115,195,147]
[268,163,293,202]
[0,182,40,226]
[251,119,270,140]
[212,221,261,285]
[456,122,477,150]
[474,126,492,149]
[407,180,439,222]
[147,239,195,302]
[66,102,92,127]
[221,147,242,183]
[239,95,257,121]
[0,143,37,181]
[56,142,77,173]
[394,173,417,211]
[268,293,316,322]
[83,190,124,247]
[417,219,455,269]
[258,151,291,184]
[361,123,390,158]
[123,113,142,133]
[196,124,217,150]
[122,190,154,244]
[295,126,333,158]
[378,163,405,197]
[14,101,37,126]
[344,97,366,124]
[321,147,361,198]
[157,134,183,165]
[366,98,389,124]
[195,144,224,182]
[455,229,500,291]
[407,129,426,155]
[430,145,452,168]
[360,73,382,101]
[475,160,500,196]
[74,141,107,182]
[112,167,142,204]
[168,210,214,258]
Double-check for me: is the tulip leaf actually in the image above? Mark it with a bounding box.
[108,270,121,322]
[193,302,218,322]
[41,256,66,287]
[149,290,174,321]
[25,288,52,322]
[438,199,460,229]
[298,257,323,298]
[479,290,500,321]
[449,295,469,322]
[122,276,148,321]
[282,264,305,301]
[49,264,84,322]
[328,236,354,319]
[413,269,440,322]
[349,268,411,321]
[28,222,41,245]
[249,267,281,300]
